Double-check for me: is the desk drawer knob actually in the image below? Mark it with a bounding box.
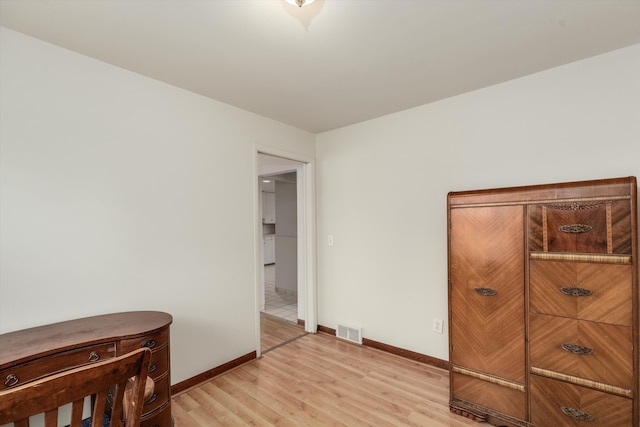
[145,392,157,405]
[148,363,157,373]
[560,287,593,297]
[474,288,497,296]
[561,406,594,422]
[4,374,18,387]
[561,343,593,355]
[141,339,156,349]
[88,351,100,362]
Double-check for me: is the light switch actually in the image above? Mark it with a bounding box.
[432,318,444,334]
[328,235,334,246]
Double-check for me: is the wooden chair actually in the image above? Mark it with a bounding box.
[0,348,151,427]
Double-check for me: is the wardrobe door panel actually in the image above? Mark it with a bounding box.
[449,205,525,383]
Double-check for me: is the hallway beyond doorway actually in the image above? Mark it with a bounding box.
[262,264,297,323]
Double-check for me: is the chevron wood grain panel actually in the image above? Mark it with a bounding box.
[528,199,631,255]
[530,260,632,326]
[528,205,544,252]
[530,313,633,389]
[449,205,525,383]
[451,372,526,421]
[531,375,632,427]
[611,200,633,253]
[544,202,609,253]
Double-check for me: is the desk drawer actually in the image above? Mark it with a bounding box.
[141,403,172,427]
[530,313,632,389]
[531,375,632,426]
[120,329,168,354]
[148,346,169,380]
[0,342,116,389]
[143,372,169,414]
[530,260,632,325]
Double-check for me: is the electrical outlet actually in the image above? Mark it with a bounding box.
[432,318,444,334]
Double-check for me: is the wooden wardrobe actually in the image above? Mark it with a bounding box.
[447,177,638,427]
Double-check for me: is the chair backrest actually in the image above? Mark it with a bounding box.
[0,348,151,427]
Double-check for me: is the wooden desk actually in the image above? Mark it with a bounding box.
[0,311,172,427]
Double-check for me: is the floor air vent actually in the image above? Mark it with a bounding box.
[336,324,362,344]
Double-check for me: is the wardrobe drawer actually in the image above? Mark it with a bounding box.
[119,329,169,354]
[528,200,632,255]
[451,372,526,420]
[531,375,632,427]
[0,342,115,389]
[530,260,632,325]
[530,313,632,389]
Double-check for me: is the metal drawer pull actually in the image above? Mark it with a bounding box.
[145,392,157,405]
[141,339,156,349]
[559,224,593,234]
[474,288,497,296]
[560,287,593,297]
[148,363,157,373]
[4,374,18,387]
[88,351,100,362]
[561,343,593,355]
[561,406,594,422]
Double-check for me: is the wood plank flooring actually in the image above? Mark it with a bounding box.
[172,330,490,426]
[260,312,307,354]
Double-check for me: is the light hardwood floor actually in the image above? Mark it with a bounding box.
[172,329,490,426]
[260,312,307,354]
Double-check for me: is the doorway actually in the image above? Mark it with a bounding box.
[260,171,298,324]
[255,150,316,355]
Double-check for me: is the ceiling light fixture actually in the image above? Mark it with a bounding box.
[286,0,315,7]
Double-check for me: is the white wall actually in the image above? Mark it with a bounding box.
[316,44,640,361]
[2,24,638,380]
[0,27,315,384]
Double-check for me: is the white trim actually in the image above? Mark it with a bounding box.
[253,146,317,357]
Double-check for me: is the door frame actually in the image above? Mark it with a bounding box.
[254,146,317,356]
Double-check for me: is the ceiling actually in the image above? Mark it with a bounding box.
[1,0,639,133]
